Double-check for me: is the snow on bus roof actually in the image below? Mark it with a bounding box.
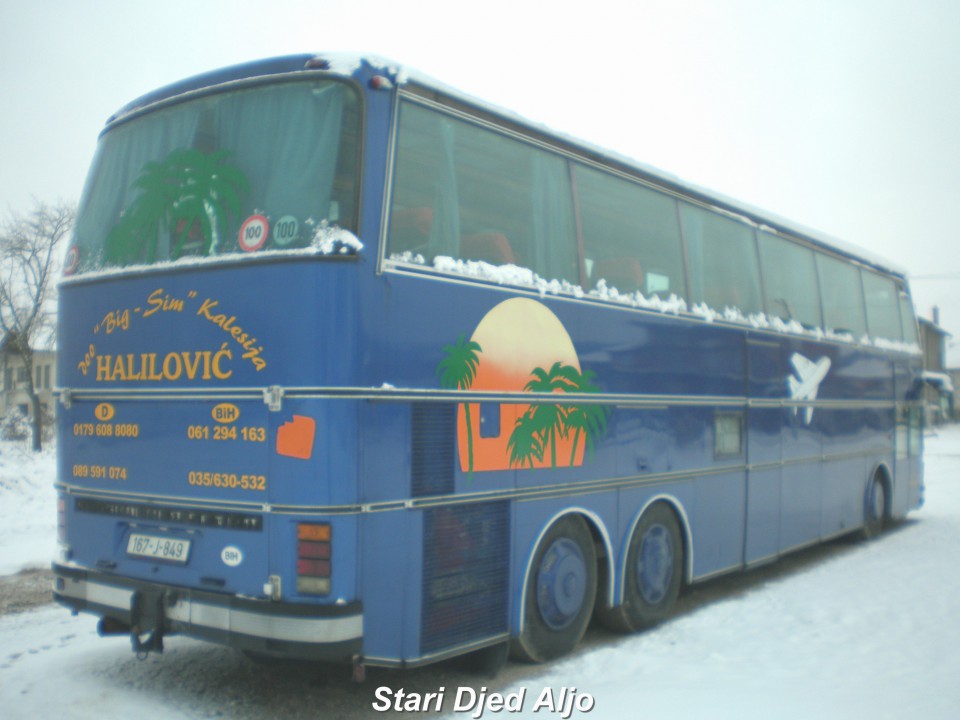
[108,52,906,279]
[340,53,907,279]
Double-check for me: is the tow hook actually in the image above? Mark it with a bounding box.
[132,627,164,660]
[130,589,166,659]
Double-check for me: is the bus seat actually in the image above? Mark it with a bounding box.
[390,207,433,250]
[593,257,643,294]
[706,285,742,310]
[461,232,517,265]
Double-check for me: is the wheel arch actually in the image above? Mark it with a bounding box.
[514,506,614,636]
[614,494,693,607]
[868,461,894,520]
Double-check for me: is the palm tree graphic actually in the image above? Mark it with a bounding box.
[106,148,247,265]
[437,335,483,480]
[508,362,609,469]
[507,406,546,469]
[519,362,573,468]
[559,367,608,465]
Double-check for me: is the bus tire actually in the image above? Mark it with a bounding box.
[512,515,597,663]
[613,502,683,632]
[861,473,887,540]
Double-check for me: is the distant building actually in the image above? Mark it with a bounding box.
[919,307,953,424]
[948,369,960,419]
[0,335,56,421]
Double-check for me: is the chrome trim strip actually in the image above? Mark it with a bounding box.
[166,599,363,644]
[376,77,402,276]
[748,448,891,472]
[60,446,893,517]
[56,384,899,411]
[85,579,135,609]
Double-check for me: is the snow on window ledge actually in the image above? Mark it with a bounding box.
[385,253,922,355]
[310,222,364,255]
[63,225,363,284]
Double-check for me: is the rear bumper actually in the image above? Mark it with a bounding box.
[52,562,363,661]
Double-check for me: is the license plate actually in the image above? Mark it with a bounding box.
[126,533,191,563]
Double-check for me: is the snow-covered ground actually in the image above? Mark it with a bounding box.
[501,428,960,719]
[1,428,959,718]
[0,440,57,576]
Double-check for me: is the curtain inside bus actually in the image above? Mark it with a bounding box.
[389,101,578,285]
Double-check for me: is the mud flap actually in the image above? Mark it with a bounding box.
[130,589,166,658]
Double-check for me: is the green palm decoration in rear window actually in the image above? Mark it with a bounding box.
[106,148,248,266]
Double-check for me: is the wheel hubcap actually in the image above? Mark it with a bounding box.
[636,523,673,605]
[536,537,587,630]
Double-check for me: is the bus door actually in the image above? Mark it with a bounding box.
[744,338,783,565]
[895,366,924,512]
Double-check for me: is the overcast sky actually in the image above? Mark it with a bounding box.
[3,0,959,358]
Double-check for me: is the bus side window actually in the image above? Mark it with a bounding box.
[388,100,577,282]
[682,202,763,316]
[575,163,686,300]
[461,232,517,265]
[816,252,867,338]
[592,257,644,294]
[899,289,919,346]
[451,121,574,279]
[388,103,458,260]
[758,231,822,329]
[862,270,903,342]
[390,207,434,253]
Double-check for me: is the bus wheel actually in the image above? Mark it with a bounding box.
[512,515,597,663]
[861,474,887,539]
[615,502,683,632]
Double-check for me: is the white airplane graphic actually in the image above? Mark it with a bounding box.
[787,353,831,424]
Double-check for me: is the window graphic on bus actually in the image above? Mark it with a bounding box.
[438,298,609,475]
[105,148,249,266]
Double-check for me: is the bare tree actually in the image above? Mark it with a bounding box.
[0,200,75,450]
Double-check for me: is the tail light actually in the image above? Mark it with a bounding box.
[296,523,331,595]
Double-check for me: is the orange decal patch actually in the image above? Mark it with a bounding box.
[276,415,316,460]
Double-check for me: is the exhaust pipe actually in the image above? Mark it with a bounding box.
[97,616,131,636]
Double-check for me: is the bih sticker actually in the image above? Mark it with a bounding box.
[238,215,269,252]
[221,546,244,567]
[272,215,300,247]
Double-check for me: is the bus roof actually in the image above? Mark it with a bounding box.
[107,52,908,280]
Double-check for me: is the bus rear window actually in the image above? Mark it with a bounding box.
[70,80,360,272]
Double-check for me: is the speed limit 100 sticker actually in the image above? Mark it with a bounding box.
[238,215,269,252]
[272,215,299,246]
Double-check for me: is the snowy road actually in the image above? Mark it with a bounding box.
[2,427,959,719]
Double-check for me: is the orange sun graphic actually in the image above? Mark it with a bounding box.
[456,298,586,472]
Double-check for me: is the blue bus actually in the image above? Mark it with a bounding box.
[53,54,924,672]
